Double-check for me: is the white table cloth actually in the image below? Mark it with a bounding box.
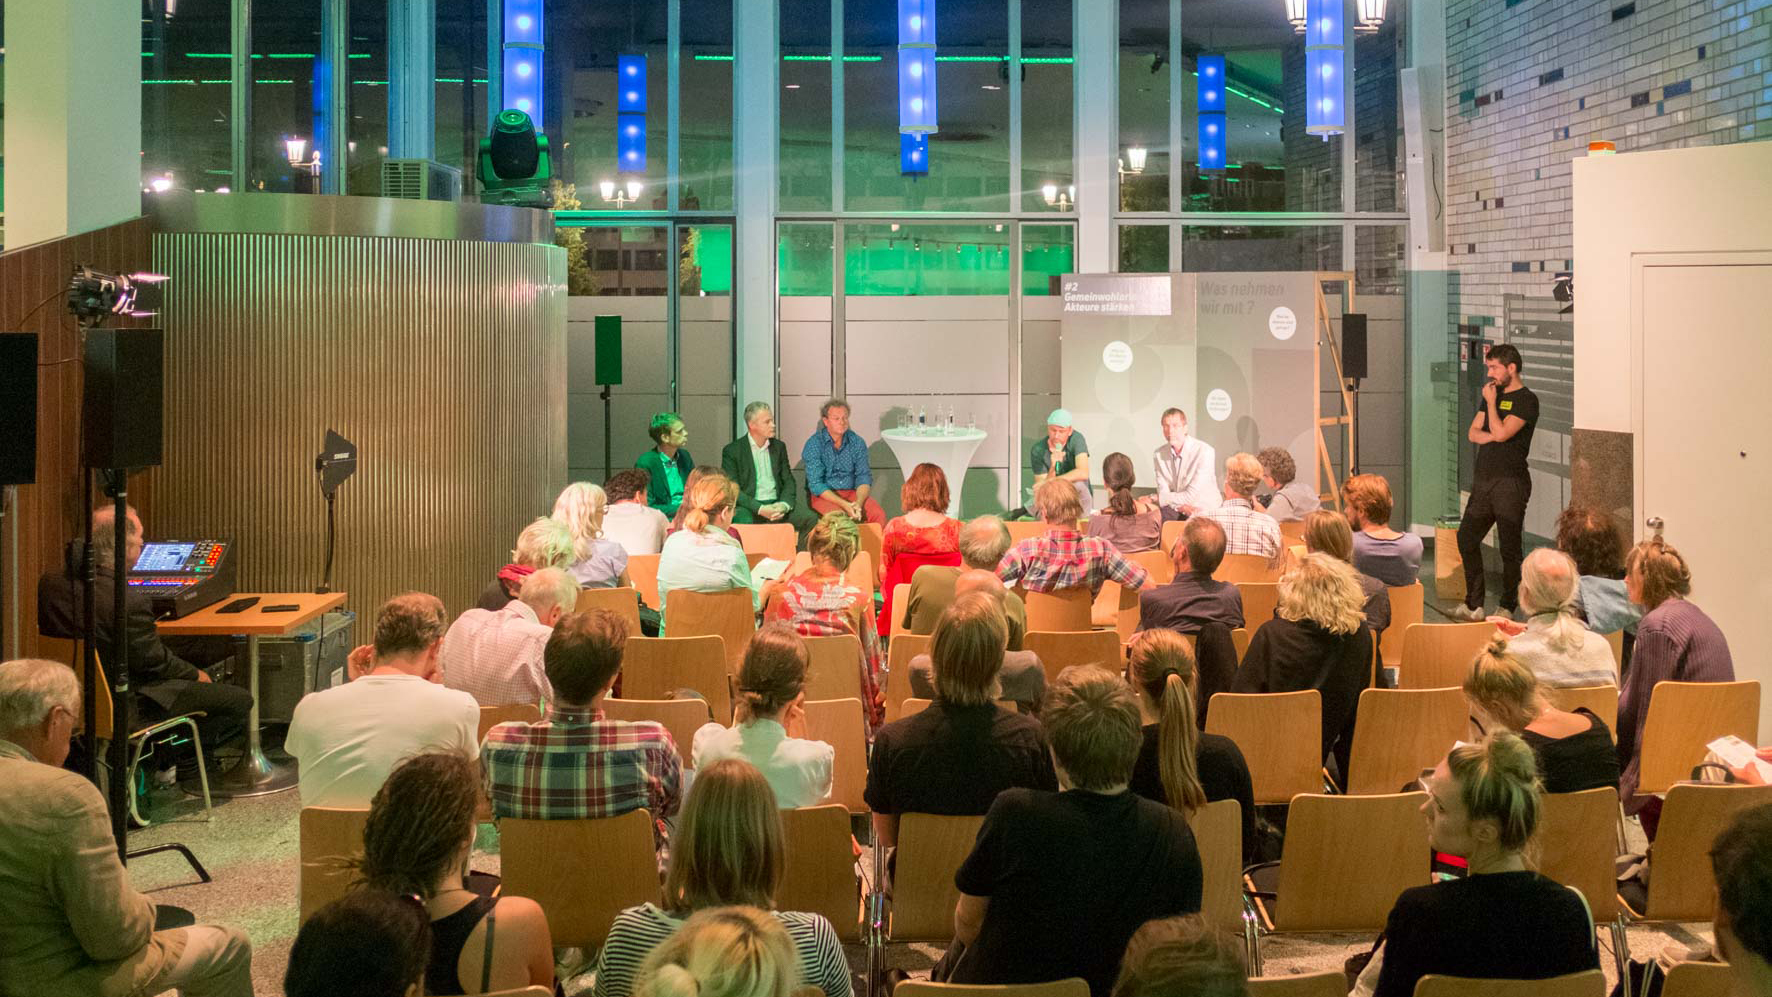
[879,427,987,517]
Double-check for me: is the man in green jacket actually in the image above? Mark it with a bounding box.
[635,411,696,517]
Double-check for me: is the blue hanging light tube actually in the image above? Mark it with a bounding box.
[898,0,938,174]
[502,0,544,121]
[1196,54,1227,170]
[1304,0,1345,137]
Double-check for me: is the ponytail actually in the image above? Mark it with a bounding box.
[1127,630,1206,815]
[682,474,739,535]
[1102,452,1139,518]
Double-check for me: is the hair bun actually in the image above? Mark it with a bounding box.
[648,964,701,997]
[1484,731,1538,781]
[1484,635,1511,656]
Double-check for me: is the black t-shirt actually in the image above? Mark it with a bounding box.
[1521,708,1622,795]
[1373,871,1597,997]
[1474,385,1539,479]
[863,702,1058,816]
[951,788,1203,997]
[1130,726,1259,863]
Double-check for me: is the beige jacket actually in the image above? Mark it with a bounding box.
[0,739,182,997]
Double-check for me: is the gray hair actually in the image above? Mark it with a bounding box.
[743,401,773,426]
[0,659,80,733]
[520,567,581,619]
[512,517,578,568]
[1518,548,1588,653]
[91,505,141,573]
[959,515,1012,571]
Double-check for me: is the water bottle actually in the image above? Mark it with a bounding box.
[967,411,975,432]
[918,406,927,432]
[945,405,954,435]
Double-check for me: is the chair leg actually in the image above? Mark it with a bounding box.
[1609,915,1631,991]
[177,718,214,822]
[1616,803,1630,853]
[865,834,886,997]
[127,842,212,884]
[126,736,151,828]
[1241,895,1264,977]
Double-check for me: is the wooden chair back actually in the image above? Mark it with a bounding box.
[1237,581,1282,635]
[575,586,644,636]
[1380,582,1425,668]
[1398,622,1494,690]
[478,988,555,997]
[1636,783,1772,921]
[777,805,863,943]
[1107,582,1144,643]
[735,523,798,561]
[1206,691,1323,805]
[803,698,868,813]
[622,635,733,722]
[1215,553,1283,583]
[299,807,370,924]
[804,634,866,702]
[1278,520,1309,542]
[890,813,987,941]
[1659,961,1734,997]
[897,981,1090,997]
[1245,972,1349,997]
[601,698,716,764]
[860,522,885,586]
[1230,627,1252,662]
[889,583,913,637]
[1023,630,1124,685]
[1345,687,1469,795]
[900,698,1017,718]
[627,553,662,609]
[1638,680,1761,794]
[1130,547,1176,585]
[1271,792,1430,932]
[1007,520,1049,545]
[499,809,662,949]
[90,657,117,742]
[1549,685,1618,735]
[1413,971,1606,997]
[1191,798,1244,934]
[788,550,875,598]
[1535,787,1622,922]
[884,634,933,722]
[1160,520,1186,556]
[663,588,756,676]
[1022,586,1095,632]
[1602,630,1624,666]
[477,702,542,743]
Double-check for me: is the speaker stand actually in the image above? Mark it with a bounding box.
[601,383,614,481]
[1347,377,1362,475]
[316,490,337,594]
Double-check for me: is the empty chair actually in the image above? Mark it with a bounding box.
[1237,581,1282,635]
[476,702,542,743]
[1214,553,1283,583]
[1381,581,1425,670]
[1245,972,1349,997]
[887,813,988,942]
[601,698,716,764]
[897,982,1090,997]
[1658,961,1734,997]
[803,633,866,702]
[777,804,863,943]
[499,809,662,951]
[735,522,798,561]
[802,698,868,813]
[298,806,370,924]
[1619,782,1772,924]
[859,522,885,587]
[1412,971,1606,997]
[663,588,757,676]
[1344,687,1469,795]
[1551,684,1618,735]
[1191,798,1245,936]
[1205,691,1323,806]
[1022,586,1095,632]
[1023,630,1123,684]
[626,553,663,609]
[1398,622,1494,690]
[1536,788,1630,982]
[883,633,933,722]
[1636,680,1761,795]
[575,586,644,637]
[888,583,914,637]
[621,635,733,722]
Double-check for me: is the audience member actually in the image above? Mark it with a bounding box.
[801,398,885,525]
[603,469,671,556]
[1462,637,1619,794]
[999,478,1150,597]
[594,762,850,997]
[1711,802,1772,997]
[1342,474,1423,588]
[1029,408,1095,515]
[1111,915,1249,997]
[1125,630,1257,862]
[722,402,817,534]
[903,515,1027,646]
[638,412,697,517]
[908,571,1047,713]
[1486,548,1617,687]
[1152,408,1219,521]
[766,513,885,727]
[657,473,758,624]
[1197,453,1282,560]
[943,667,1204,997]
[865,593,1058,847]
[1555,505,1640,636]
[1089,452,1163,553]
[882,462,962,578]
[553,482,633,588]
[631,906,799,997]
[1232,553,1372,777]
[1136,518,1244,635]
[1452,344,1540,622]
[287,594,479,808]
[1357,735,1598,997]
[482,611,680,855]
[1301,509,1392,641]
[0,658,254,997]
[440,567,578,707]
[478,516,577,610]
[1255,447,1318,522]
[358,752,555,996]
[691,626,834,809]
[670,466,738,537]
[284,890,429,997]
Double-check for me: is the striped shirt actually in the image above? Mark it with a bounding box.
[1616,597,1734,804]
[997,528,1150,597]
[591,904,853,997]
[1198,498,1284,559]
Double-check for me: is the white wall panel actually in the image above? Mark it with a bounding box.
[845,295,1007,321]
[780,321,834,396]
[845,320,1010,394]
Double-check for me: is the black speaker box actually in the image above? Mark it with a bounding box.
[83,329,164,470]
[1342,313,1369,380]
[0,334,38,485]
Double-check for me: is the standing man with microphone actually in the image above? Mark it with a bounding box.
[1449,344,1540,621]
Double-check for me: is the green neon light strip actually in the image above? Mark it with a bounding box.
[694,54,735,60]
[149,51,374,59]
[143,76,484,85]
[693,53,1074,64]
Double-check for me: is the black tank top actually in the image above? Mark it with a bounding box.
[425,895,496,996]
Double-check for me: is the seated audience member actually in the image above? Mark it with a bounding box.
[1125,631,1257,863]
[0,658,254,997]
[285,891,429,997]
[866,593,1058,847]
[999,478,1150,598]
[638,412,697,518]
[358,753,555,996]
[1486,548,1617,687]
[1356,735,1598,997]
[691,626,834,809]
[767,513,885,726]
[594,761,851,997]
[1555,505,1641,636]
[657,473,758,624]
[722,402,817,533]
[631,906,800,997]
[1112,916,1249,997]
[943,667,1204,997]
[801,398,886,525]
[603,469,671,557]
[287,594,479,808]
[478,516,577,610]
[1152,407,1219,522]
[1197,453,1283,560]
[1463,638,1619,794]
[1711,802,1772,997]
[671,466,744,540]
[1301,509,1391,641]
[908,570,1048,713]
[1029,408,1094,516]
[1342,473,1423,589]
[482,610,681,853]
[1616,537,1734,822]
[1255,446,1318,522]
[1232,553,1372,777]
[440,567,578,707]
[882,462,962,579]
[553,481,634,588]
[1089,452,1163,553]
[904,515,1028,646]
[1136,517,1244,635]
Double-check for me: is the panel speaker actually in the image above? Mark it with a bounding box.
[0,334,38,485]
[594,314,624,386]
[83,328,164,469]
[1342,313,1369,381]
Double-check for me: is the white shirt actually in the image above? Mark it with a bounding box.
[286,674,480,808]
[1152,438,1221,513]
[657,527,759,622]
[439,600,553,707]
[691,718,834,809]
[750,436,778,504]
[603,502,669,556]
[1505,617,1620,688]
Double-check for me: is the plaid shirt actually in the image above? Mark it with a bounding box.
[997,528,1150,597]
[1199,498,1284,559]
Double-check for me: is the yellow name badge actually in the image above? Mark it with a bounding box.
[1499,400,1513,411]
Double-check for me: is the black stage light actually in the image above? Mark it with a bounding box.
[477,109,553,208]
[68,266,168,323]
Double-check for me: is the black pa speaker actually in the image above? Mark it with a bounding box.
[594,314,623,386]
[1341,313,1369,380]
[83,328,164,470]
[0,334,38,485]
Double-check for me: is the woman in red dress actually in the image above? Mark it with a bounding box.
[879,463,963,633]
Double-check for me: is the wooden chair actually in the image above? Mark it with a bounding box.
[1215,553,1283,583]
[1160,520,1186,556]
[663,588,756,676]
[602,698,716,764]
[92,655,214,827]
[1381,582,1425,670]
[1191,798,1244,935]
[575,586,644,636]
[1550,684,1618,735]
[1021,586,1095,632]
[1413,971,1606,997]
[1007,520,1049,545]
[1278,520,1309,542]
[1130,547,1176,585]
[1602,630,1624,667]
[860,522,885,586]
[889,583,913,637]
[897,981,1090,997]
[477,702,542,743]
[478,988,555,997]
[627,553,662,609]
[735,522,798,561]
[889,813,987,941]
[1398,622,1493,690]
[1537,788,1630,982]
[499,809,662,950]
[1344,687,1469,795]
[1637,680,1761,795]
[803,698,868,813]
[778,805,863,943]
[1206,691,1323,806]
[1023,630,1124,684]
[1237,581,1282,635]
[804,634,866,702]
[1621,783,1772,924]
[622,635,733,723]
[1245,972,1349,997]
[1229,627,1252,662]
[1659,961,1734,997]
[884,633,933,722]
[299,806,370,924]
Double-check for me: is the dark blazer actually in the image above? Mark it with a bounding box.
[635,447,696,516]
[38,569,202,711]
[720,435,799,516]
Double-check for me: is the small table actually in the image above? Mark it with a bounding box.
[880,427,988,517]
[158,592,348,797]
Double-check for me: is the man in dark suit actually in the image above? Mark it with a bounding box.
[721,401,817,536]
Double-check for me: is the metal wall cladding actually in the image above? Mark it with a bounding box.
[144,232,568,623]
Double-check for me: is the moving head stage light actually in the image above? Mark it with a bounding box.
[477,109,553,209]
[68,266,167,323]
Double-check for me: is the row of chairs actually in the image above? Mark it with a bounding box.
[887,966,1732,997]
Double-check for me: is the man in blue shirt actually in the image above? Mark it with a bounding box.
[800,398,885,525]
